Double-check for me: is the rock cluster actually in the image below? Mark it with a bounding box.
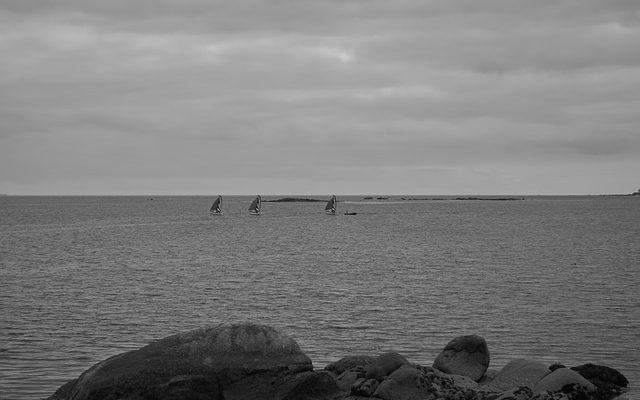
[47,323,630,400]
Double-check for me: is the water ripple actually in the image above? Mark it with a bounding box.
[1,196,638,399]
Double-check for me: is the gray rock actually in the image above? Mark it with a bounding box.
[373,364,433,400]
[429,367,479,390]
[47,323,312,400]
[481,359,550,392]
[324,355,375,375]
[533,367,595,395]
[570,363,629,400]
[369,364,475,400]
[336,369,365,393]
[478,368,500,385]
[492,386,533,400]
[351,378,379,397]
[365,352,409,380]
[433,334,490,381]
[570,363,629,388]
[274,371,342,400]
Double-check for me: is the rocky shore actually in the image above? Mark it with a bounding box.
[47,323,630,400]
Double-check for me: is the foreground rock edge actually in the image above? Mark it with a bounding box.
[47,323,630,400]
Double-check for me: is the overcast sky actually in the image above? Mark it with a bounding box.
[1,1,639,195]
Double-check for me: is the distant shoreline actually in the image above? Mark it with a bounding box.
[401,197,525,201]
[262,196,527,202]
[262,197,325,202]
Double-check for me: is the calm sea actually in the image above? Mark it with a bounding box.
[1,195,638,399]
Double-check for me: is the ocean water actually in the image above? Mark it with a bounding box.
[0,195,638,399]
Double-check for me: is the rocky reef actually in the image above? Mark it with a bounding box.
[47,323,630,400]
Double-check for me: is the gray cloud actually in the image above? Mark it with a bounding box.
[1,0,639,194]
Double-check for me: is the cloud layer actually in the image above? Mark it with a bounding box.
[2,0,639,194]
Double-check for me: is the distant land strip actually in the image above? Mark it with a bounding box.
[401,197,525,201]
[255,196,527,202]
[263,197,325,202]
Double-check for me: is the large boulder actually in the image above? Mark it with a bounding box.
[570,363,629,400]
[532,367,596,395]
[273,371,342,400]
[47,323,316,400]
[481,359,550,392]
[433,334,490,381]
[372,364,432,400]
[372,364,478,400]
[570,363,629,388]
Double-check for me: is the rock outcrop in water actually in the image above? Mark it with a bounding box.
[47,324,336,400]
[47,323,630,400]
[432,334,490,381]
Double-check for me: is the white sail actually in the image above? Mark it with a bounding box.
[249,195,262,214]
[325,195,336,214]
[210,195,222,214]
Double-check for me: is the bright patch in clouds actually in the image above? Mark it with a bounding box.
[312,45,354,63]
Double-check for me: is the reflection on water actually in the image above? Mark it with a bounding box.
[1,195,639,399]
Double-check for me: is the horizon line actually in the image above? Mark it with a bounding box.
[1,193,637,197]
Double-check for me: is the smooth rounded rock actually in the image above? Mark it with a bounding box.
[571,363,629,388]
[433,334,490,381]
[481,359,550,392]
[533,367,596,395]
[365,352,409,380]
[48,323,312,400]
[274,371,342,400]
[372,365,431,400]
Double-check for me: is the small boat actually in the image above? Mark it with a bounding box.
[248,195,262,215]
[325,195,337,215]
[344,211,357,215]
[209,195,222,214]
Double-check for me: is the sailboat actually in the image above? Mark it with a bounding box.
[209,195,222,214]
[248,195,262,215]
[325,195,337,215]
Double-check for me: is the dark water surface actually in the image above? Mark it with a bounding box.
[1,195,638,399]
